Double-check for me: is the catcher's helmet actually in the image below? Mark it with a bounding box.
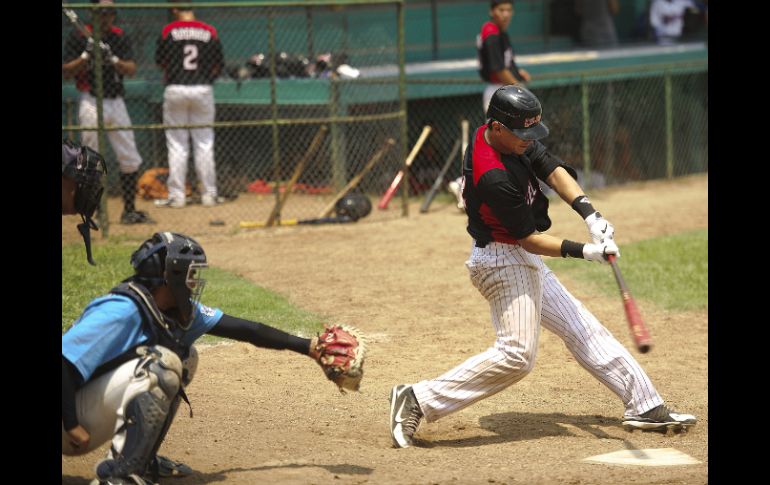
[486,85,549,141]
[131,232,208,329]
[335,193,372,221]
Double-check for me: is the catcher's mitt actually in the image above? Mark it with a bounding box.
[313,324,366,393]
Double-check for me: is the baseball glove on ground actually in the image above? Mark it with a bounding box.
[313,324,366,393]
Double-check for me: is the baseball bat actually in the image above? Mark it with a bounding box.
[317,137,395,218]
[607,254,652,353]
[265,125,328,227]
[240,216,354,228]
[62,4,92,39]
[461,119,469,162]
[419,138,461,213]
[377,125,432,210]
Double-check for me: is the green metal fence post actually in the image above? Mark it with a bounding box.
[398,0,408,216]
[93,17,109,237]
[268,8,282,215]
[581,77,591,190]
[665,70,674,179]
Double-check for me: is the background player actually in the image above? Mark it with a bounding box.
[154,0,225,208]
[389,85,696,448]
[61,0,154,225]
[477,0,531,113]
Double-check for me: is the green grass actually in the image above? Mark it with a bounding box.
[546,229,708,311]
[62,242,326,341]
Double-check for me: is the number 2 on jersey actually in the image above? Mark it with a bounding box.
[183,44,198,70]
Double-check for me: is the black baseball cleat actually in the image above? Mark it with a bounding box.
[622,404,697,432]
[389,384,424,448]
[120,210,156,225]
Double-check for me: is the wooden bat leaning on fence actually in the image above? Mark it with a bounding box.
[377,126,432,210]
[265,125,328,227]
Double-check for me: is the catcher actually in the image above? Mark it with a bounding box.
[62,231,365,485]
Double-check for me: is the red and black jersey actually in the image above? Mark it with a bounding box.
[62,25,134,98]
[156,20,224,85]
[476,21,524,84]
[461,125,577,245]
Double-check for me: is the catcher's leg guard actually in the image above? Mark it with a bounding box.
[95,346,182,482]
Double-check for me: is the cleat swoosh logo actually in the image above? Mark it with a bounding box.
[394,396,408,423]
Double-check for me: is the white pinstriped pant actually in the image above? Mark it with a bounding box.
[78,92,143,174]
[163,84,217,201]
[412,242,663,422]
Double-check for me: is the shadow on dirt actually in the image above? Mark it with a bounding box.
[418,411,628,448]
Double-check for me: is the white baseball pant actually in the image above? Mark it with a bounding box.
[78,92,143,175]
[163,84,217,202]
[61,346,197,457]
[412,242,663,422]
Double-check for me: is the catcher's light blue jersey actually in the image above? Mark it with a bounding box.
[62,294,222,381]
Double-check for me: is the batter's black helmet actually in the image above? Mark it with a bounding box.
[131,232,208,329]
[335,193,372,221]
[486,85,549,141]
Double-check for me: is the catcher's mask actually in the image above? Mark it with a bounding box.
[334,193,372,221]
[486,85,549,141]
[130,232,208,329]
[62,139,106,265]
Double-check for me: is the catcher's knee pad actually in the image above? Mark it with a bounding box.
[136,345,183,400]
[182,345,198,387]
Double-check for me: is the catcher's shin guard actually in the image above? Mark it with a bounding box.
[96,347,182,481]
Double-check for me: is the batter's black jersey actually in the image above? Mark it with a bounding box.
[462,124,577,244]
[156,20,224,85]
[476,21,524,84]
[63,25,134,98]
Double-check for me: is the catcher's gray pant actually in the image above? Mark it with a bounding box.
[78,92,143,174]
[163,84,217,202]
[61,346,197,458]
[411,242,663,423]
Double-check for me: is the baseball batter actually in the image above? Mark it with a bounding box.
[155,1,224,208]
[61,0,153,225]
[477,1,531,112]
[389,85,696,448]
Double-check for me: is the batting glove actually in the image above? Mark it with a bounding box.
[585,211,615,244]
[80,38,95,61]
[583,240,620,264]
[99,41,119,65]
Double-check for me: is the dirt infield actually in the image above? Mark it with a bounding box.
[62,174,708,485]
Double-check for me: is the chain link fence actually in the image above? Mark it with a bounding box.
[62,1,707,241]
[62,1,407,239]
[404,64,707,202]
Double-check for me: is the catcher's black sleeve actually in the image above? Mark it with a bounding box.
[62,356,84,431]
[208,313,311,355]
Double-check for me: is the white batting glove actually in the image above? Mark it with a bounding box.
[585,211,615,244]
[583,240,620,264]
[99,41,119,65]
[80,37,95,61]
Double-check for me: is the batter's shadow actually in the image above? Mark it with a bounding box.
[63,463,373,485]
[417,411,624,449]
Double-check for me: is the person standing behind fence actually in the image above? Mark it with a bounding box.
[62,0,155,225]
[576,0,620,48]
[477,0,531,113]
[155,0,225,209]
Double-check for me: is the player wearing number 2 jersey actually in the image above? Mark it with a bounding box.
[155,0,224,208]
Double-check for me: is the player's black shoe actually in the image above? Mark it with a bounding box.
[622,404,697,431]
[120,210,156,225]
[389,384,423,448]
